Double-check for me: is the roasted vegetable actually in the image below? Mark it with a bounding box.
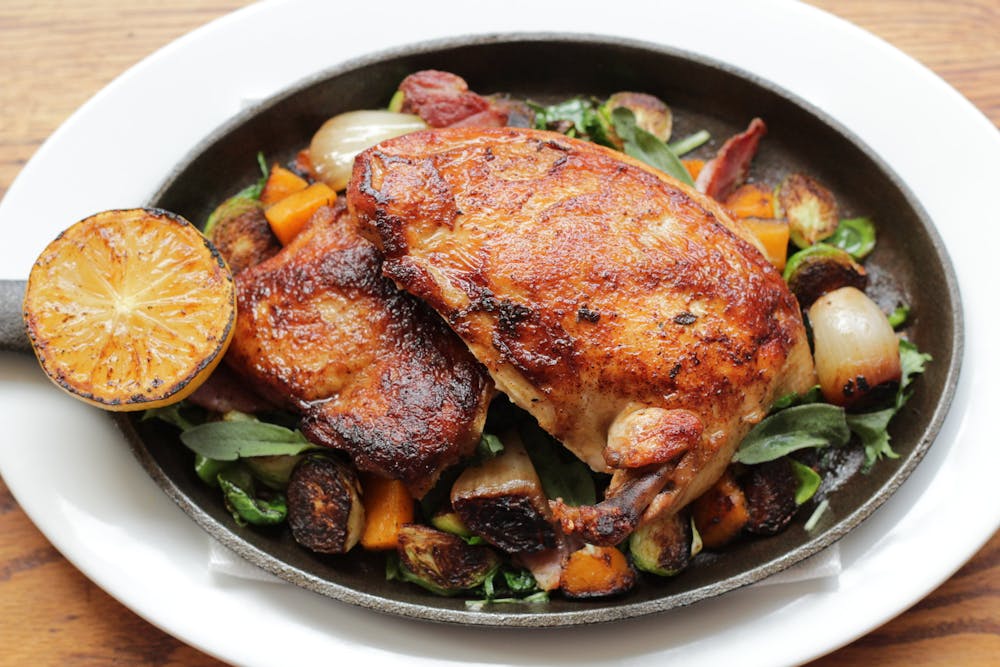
[809,286,902,409]
[309,110,427,190]
[742,217,791,270]
[742,458,799,536]
[395,524,501,596]
[451,431,559,553]
[205,197,281,274]
[264,182,336,245]
[217,465,287,526]
[723,183,777,219]
[430,509,472,538]
[629,510,695,576]
[360,474,414,551]
[603,91,672,145]
[690,469,749,549]
[260,164,308,205]
[778,173,840,248]
[286,455,365,554]
[560,544,637,598]
[783,243,867,307]
[826,216,877,260]
[244,454,303,490]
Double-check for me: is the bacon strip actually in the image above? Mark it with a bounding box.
[696,118,767,201]
[398,70,507,128]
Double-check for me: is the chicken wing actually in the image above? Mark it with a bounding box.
[225,202,493,497]
[348,127,815,541]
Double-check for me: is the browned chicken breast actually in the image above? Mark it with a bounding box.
[225,202,493,497]
[348,127,815,543]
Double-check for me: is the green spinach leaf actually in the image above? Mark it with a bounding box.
[733,403,850,465]
[610,107,694,185]
[180,420,317,461]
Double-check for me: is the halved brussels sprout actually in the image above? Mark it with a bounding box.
[286,455,365,554]
[602,91,672,146]
[777,173,840,248]
[396,524,501,596]
[629,510,694,577]
[783,243,867,308]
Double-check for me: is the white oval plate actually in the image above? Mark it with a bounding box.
[1,1,997,665]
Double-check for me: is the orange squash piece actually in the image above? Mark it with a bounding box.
[723,182,777,219]
[560,544,636,598]
[690,469,750,550]
[264,182,336,245]
[682,158,705,182]
[360,474,415,551]
[742,217,791,270]
[260,164,308,206]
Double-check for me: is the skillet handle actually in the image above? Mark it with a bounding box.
[0,279,31,353]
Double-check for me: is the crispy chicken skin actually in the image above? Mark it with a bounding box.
[348,127,815,542]
[225,202,493,497]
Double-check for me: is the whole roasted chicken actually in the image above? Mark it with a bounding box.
[224,202,493,497]
[348,127,816,543]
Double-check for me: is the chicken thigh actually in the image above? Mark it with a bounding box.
[348,127,815,542]
[225,202,493,497]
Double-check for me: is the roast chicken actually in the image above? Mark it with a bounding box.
[348,127,816,543]
[224,201,493,497]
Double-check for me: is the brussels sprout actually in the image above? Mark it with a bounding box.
[217,464,287,526]
[602,92,673,145]
[783,243,867,308]
[244,454,304,490]
[286,455,365,554]
[430,509,473,538]
[204,196,280,274]
[395,524,501,596]
[629,511,694,577]
[777,173,840,248]
[826,217,877,260]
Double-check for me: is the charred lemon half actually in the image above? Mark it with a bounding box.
[23,208,236,411]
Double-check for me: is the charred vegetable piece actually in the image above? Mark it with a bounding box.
[395,525,501,596]
[783,243,867,308]
[724,183,777,219]
[809,286,902,409]
[742,217,791,270]
[778,173,840,248]
[286,455,364,554]
[629,510,694,576]
[742,458,799,536]
[690,469,750,550]
[560,544,637,599]
[260,164,308,205]
[451,431,559,553]
[602,91,672,145]
[206,198,281,275]
[359,474,415,551]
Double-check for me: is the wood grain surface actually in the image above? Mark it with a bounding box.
[1,1,997,665]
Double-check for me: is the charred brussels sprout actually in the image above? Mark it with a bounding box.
[204,196,281,274]
[826,216,877,260]
[777,173,840,248]
[287,455,365,554]
[244,454,304,490]
[783,243,867,308]
[217,465,287,526]
[395,525,501,596]
[629,511,695,576]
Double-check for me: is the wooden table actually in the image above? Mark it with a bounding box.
[1,1,997,664]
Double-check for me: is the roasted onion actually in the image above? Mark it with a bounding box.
[308,110,427,190]
[808,286,901,408]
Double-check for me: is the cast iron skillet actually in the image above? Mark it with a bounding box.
[1,34,962,627]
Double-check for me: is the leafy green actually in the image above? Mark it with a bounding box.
[217,465,287,526]
[610,107,695,185]
[180,420,317,461]
[888,304,910,329]
[789,459,822,505]
[477,432,505,459]
[825,217,876,260]
[668,130,711,156]
[771,385,823,410]
[733,403,850,465]
[847,339,932,471]
[194,454,231,487]
[517,421,596,506]
[530,97,614,146]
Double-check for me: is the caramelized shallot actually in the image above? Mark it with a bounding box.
[808,286,901,408]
